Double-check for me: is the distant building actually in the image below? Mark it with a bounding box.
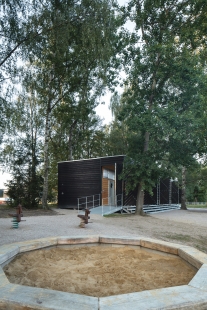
[0,188,9,204]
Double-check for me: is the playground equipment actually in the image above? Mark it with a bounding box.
[77,208,90,228]
[1,236,207,309]
[8,204,23,229]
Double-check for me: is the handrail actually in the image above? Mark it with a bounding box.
[77,194,100,213]
[116,193,123,206]
[78,193,124,216]
[101,194,123,216]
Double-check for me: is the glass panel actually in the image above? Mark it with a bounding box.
[103,169,115,180]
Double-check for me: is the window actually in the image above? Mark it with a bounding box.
[103,169,115,180]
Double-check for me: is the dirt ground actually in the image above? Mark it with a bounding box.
[1,206,207,296]
[3,245,197,297]
[111,211,207,254]
[0,206,58,218]
[1,207,207,255]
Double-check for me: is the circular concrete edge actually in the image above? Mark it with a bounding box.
[0,235,207,310]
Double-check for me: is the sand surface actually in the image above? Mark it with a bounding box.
[3,245,196,297]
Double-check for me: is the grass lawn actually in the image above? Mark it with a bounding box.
[187,204,207,208]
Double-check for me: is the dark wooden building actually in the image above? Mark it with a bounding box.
[58,155,125,209]
[144,179,180,205]
[58,155,180,209]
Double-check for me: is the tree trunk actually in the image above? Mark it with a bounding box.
[42,105,51,209]
[181,166,187,210]
[68,120,78,161]
[29,94,38,208]
[134,82,155,215]
[135,183,145,215]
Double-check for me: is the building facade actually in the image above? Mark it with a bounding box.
[58,155,125,209]
[58,155,180,209]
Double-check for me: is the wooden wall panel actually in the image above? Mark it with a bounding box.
[102,178,108,205]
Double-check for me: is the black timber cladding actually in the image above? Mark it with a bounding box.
[144,179,181,205]
[58,155,125,208]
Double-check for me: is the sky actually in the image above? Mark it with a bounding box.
[95,93,113,125]
[95,0,134,125]
[0,171,11,189]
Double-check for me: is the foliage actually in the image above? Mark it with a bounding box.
[1,0,119,208]
[4,141,43,209]
[1,69,44,208]
[113,0,207,213]
[2,0,207,212]
[186,165,207,202]
[0,0,40,142]
[107,93,129,155]
[29,0,119,208]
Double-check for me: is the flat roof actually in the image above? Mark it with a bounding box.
[58,155,125,164]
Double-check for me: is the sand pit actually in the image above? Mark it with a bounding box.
[3,245,196,297]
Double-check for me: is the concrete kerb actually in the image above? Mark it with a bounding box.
[0,235,206,310]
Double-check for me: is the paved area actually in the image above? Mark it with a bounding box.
[1,208,207,248]
[152,208,207,227]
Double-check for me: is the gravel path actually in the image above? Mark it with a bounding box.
[1,208,207,253]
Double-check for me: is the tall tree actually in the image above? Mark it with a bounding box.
[0,0,44,142]
[107,92,129,155]
[118,0,207,215]
[2,86,43,208]
[25,0,118,208]
[185,164,207,203]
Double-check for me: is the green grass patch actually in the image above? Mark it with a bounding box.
[0,204,9,210]
[187,204,207,209]
[103,213,133,217]
[164,233,192,242]
[47,203,58,208]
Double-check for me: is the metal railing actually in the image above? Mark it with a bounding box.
[77,194,100,213]
[77,193,124,216]
[116,193,123,206]
[101,194,123,207]
[101,194,123,216]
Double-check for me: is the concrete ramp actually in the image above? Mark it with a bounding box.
[79,204,180,216]
[89,206,123,216]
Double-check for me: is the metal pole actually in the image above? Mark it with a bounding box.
[115,163,117,205]
[169,178,172,205]
[157,179,160,205]
[159,180,160,205]
[178,182,179,205]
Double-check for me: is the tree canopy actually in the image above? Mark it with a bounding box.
[1,0,207,211]
[107,0,207,214]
